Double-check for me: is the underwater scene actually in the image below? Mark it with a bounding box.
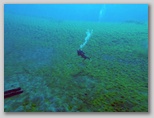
[4,4,148,112]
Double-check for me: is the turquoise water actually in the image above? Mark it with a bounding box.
[4,4,148,112]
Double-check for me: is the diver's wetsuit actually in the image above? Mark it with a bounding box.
[77,49,90,60]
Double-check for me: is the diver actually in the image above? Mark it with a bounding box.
[77,49,90,60]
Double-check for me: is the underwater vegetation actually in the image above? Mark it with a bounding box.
[4,13,148,112]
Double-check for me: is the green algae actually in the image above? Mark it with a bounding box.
[4,14,148,112]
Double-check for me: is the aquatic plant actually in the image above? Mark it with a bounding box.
[4,14,148,112]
